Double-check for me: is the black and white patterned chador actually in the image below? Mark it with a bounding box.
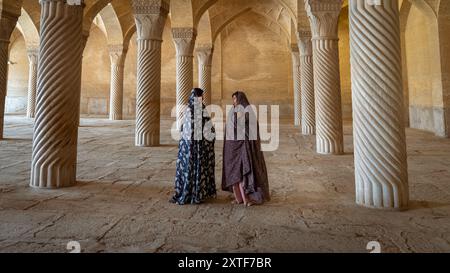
[171,89,216,205]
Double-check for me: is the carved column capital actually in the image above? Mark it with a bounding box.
[290,44,300,66]
[297,30,313,56]
[27,48,39,64]
[108,44,127,66]
[172,28,197,57]
[196,44,214,66]
[304,0,343,39]
[132,0,169,41]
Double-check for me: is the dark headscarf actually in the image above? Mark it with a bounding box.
[232,91,250,108]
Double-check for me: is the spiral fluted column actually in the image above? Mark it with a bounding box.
[0,11,20,140]
[30,0,84,189]
[298,30,315,135]
[196,45,213,106]
[305,0,344,155]
[108,45,126,121]
[173,28,196,130]
[291,45,302,127]
[132,0,169,147]
[26,48,39,119]
[350,0,409,210]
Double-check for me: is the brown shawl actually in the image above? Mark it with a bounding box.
[221,92,270,204]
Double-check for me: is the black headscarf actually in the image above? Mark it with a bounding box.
[232,91,250,108]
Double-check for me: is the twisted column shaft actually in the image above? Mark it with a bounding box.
[350,0,409,209]
[291,45,301,127]
[132,0,168,147]
[108,45,126,121]
[305,0,344,154]
[27,48,39,119]
[196,45,213,106]
[298,30,315,135]
[30,0,84,188]
[173,28,196,130]
[0,12,20,140]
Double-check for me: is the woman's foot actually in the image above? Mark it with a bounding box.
[245,201,255,207]
[231,200,243,205]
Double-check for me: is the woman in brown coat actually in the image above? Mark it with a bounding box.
[222,91,270,206]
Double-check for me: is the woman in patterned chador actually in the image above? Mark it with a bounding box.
[171,88,216,205]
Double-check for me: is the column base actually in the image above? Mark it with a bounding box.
[302,125,315,135]
[135,134,160,147]
[109,114,123,121]
[316,138,344,155]
[30,167,77,189]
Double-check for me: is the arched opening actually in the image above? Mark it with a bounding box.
[404,2,445,136]
[219,11,292,118]
[338,6,351,122]
[80,25,110,117]
[5,28,29,115]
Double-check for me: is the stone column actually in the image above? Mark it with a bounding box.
[108,45,126,121]
[349,0,409,209]
[30,0,84,188]
[173,28,196,129]
[298,30,315,135]
[305,0,344,154]
[196,45,213,105]
[0,12,19,140]
[26,48,39,119]
[132,0,169,147]
[77,33,89,127]
[291,44,301,127]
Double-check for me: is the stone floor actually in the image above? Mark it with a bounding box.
[1,114,450,253]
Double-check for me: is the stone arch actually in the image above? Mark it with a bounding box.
[83,0,113,38]
[196,10,213,46]
[219,9,290,47]
[437,0,450,137]
[219,9,293,117]
[16,8,39,50]
[171,0,194,28]
[123,26,137,52]
[405,0,446,136]
[277,0,298,27]
[212,7,251,43]
[97,4,124,47]
[251,4,291,45]
[193,0,219,28]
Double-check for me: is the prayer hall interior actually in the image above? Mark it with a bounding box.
[0,0,450,252]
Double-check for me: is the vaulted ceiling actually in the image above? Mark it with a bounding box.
[9,0,447,52]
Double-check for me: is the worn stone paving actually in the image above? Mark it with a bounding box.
[1,114,450,253]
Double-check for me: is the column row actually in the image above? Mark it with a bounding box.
[301,0,409,209]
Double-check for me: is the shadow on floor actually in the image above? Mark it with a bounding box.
[0,138,32,142]
[408,200,450,210]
